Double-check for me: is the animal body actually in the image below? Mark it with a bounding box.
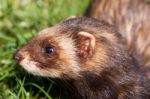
[13,0,150,98]
[14,17,150,99]
[86,0,150,79]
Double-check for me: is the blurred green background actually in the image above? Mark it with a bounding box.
[0,0,89,98]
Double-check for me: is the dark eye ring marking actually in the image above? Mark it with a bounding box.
[44,44,56,55]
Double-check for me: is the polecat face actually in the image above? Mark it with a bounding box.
[14,17,125,79]
[14,27,80,79]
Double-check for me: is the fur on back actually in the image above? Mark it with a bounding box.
[86,0,150,78]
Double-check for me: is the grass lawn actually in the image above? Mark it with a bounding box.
[0,0,89,98]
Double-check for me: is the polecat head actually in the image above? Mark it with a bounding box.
[14,17,126,79]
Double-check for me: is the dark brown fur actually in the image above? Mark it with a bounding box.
[62,18,150,99]
[86,0,150,79]
[26,37,60,69]
[14,17,150,99]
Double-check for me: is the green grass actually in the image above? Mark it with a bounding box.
[0,0,90,98]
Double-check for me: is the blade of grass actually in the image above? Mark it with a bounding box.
[27,83,52,99]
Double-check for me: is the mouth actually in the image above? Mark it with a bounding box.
[20,59,38,74]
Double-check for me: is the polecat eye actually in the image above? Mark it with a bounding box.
[44,45,55,55]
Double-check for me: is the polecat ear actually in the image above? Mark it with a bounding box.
[77,31,96,59]
[66,16,76,20]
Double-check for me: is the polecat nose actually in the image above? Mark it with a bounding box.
[13,51,22,63]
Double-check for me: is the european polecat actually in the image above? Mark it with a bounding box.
[14,17,150,99]
[86,0,150,79]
